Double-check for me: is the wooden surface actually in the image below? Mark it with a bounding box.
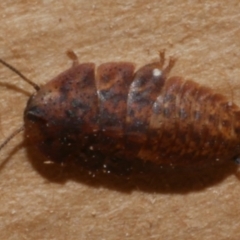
[1,1,240,239]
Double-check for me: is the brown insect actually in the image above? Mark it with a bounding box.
[0,50,240,174]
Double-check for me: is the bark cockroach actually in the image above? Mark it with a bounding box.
[0,50,239,174]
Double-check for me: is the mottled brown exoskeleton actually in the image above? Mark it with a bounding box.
[1,50,240,174]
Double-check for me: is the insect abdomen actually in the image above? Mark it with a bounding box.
[142,77,240,165]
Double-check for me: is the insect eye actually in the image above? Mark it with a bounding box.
[26,111,47,125]
[25,106,46,124]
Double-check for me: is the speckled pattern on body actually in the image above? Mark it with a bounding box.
[1,50,240,175]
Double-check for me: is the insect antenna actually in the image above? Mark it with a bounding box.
[0,58,40,91]
[0,57,38,151]
[0,125,24,151]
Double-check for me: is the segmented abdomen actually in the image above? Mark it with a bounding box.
[96,62,240,165]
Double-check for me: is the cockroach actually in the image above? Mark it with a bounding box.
[0,50,240,175]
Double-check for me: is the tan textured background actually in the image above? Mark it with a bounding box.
[1,1,240,239]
